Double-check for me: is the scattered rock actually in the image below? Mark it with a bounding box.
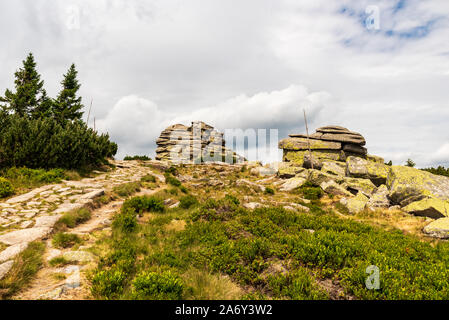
[366,185,390,210]
[250,167,277,177]
[346,156,389,186]
[320,180,353,197]
[423,218,449,239]
[340,192,369,214]
[279,177,307,192]
[341,177,377,197]
[402,198,449,219]
[6,185,54,204]
[243,202,267,210]
[236,179,266,192]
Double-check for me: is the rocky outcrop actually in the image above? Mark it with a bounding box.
[279,126,368,167]
[156,121,245,164]
[340,192,369,214]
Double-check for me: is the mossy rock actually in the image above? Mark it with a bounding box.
[278,138,341,151]
[387,166,449,206]
[346,156,389,186]
[308,169,345,186]
[341,177,377,197]
[340,192,369,214]
[402,198,449,219]
[423,218,449,239]
[321,161,346,176]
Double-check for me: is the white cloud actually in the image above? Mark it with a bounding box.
[1,0,449,167]
[97,85,331,160]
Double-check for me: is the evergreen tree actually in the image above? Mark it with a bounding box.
[53,64,84,123]
[405,158,416,167]
[0,53,46,117]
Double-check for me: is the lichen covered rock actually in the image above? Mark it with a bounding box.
[387,166,449,206]
[423,218,449,239]
[340,192,369,214]
[346,156,389,186]
[402,198,449,219]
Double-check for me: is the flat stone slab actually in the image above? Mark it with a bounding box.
[0,243,28,263]
[34,215,62,228]
[6,185,55,204]
[0,227,51,246]
[0,260,14,280]
[79,189,105,200]
[53,202,87,214]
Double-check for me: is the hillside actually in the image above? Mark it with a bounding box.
[1,159,449,300]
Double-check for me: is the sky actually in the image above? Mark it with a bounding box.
[1,0,449,167]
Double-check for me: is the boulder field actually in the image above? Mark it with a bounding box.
[275,125,449,238]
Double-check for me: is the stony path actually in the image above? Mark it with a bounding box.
[0,161,161,291]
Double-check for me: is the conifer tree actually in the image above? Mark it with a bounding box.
[0,53,47,117]
[53,64,84,123]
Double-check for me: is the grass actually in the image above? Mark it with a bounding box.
[49,257,71,267]
[57,207,92,229]
[124,155,151,161]
[113,182,141,197]
[0,241,45,299]
[52,232,82,248]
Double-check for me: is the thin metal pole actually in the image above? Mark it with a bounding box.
[87,98,93,126]
[303,109,314,170]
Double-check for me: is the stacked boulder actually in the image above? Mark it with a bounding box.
[279,125,368,168]
[155,121,245,164]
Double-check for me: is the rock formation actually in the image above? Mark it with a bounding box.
[155,121,245,164]
[279,125,369,168]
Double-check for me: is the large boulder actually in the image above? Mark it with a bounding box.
[346,156,389,186]
[340,192,369,214]
[366,185,390,210]
[423,218,449,239]
[402,198,449,219]
[278,164,306,179]
[386,166,449,206]
[321,161,346,177]
[320,180,352,197]
[341,177,377,197]
[308,169,344,186]
[279,177,307,192]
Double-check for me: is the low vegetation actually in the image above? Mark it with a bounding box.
[124,155,151,161]
[52,232,82,248]
[57,207,92,229]
[0,242,45,299]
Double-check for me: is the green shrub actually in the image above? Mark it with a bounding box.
[224,194,240,205]
[0,114,117,169]
[0,177,14,198]
[264,187,275,195]
[113,182,141,197]
[58,207,91,228]
[297,182,323,200]
[113,207,138,233]
[141,174,156,183]
[165,167,178,176]
[52,232,82,248]
[91,269,127,299]
[165,174,181,187]
[132,271,184,300]
[124,155,151,161]
[179,185,188,194]
[123,196,165,214]
[179,195,199,209]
